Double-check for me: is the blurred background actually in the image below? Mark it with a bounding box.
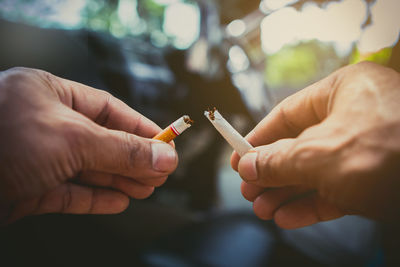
[1,0,399,266]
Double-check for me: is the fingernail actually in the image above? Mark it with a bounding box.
[151,143,177,172]
[239,152,258,181]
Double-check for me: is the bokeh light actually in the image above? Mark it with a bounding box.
[260,0,368,55]
[163,2,200,49]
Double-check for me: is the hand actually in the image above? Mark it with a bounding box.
[0,67,178,224]
[231,62,400,229]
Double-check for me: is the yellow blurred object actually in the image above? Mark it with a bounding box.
[350,47,392,65]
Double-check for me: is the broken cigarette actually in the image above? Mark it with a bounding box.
[153,115,194,143]
[204,108,253,157]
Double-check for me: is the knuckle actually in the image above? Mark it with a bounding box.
[94,91,113,125]
[291,142,317,169]
[116,132,151,173]
[257,142,291,186]
[123,132,138,170]
[99,89,112,99]
[1,67,33,85]
[278,104,301,135]
[289,139,332,183]
[39,70,56,84]
[4,66,33,76]
[8,67,52,85]
[60,120,93,169]
[257,151,278,185]
[37,70,64,93]
[1,67,61,98]
[37,69,54,81]
[126,133,140,162]
[127,135,150,167]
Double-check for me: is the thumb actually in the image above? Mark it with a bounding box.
[237,130,330,188]
[83,126,178,179]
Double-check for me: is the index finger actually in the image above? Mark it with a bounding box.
[45,72,161,138]
[249,73,337,145]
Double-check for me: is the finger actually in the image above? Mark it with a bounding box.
[240,182,265,202]
[142,176,168,187]
[6,183,129,223]
[230,151,240,172]
[78,171,155,199]
[273,194,345,229]
[245,73,337,147]
[231,72,339,171]
[35,183,129,215]
[82,126,178,178]
[79,170,167,189]
[253,186,313,220]
[41,71,161,137]
[80,167,168,187]
[237,125,335,188]
[238,140,301,187]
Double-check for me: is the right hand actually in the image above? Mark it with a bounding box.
[0,67,178,224]
[231,62,400,229]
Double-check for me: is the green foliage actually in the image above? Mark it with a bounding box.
[0,0,168,37]
[350,47,392,65]
[264,41,342,89]
[82,0,119,32]
[141,0,165,17]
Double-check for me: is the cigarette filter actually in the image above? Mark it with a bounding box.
[153,115,193,143]
[204,108,253,157]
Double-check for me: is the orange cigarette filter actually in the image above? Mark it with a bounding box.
[153,115,194,143]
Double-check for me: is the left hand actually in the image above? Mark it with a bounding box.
[0,67,178,224]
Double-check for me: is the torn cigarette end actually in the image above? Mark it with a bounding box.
[207,107,217,120]
[183,116,195,125]
[204,108,253,157]
[153,115,193,143]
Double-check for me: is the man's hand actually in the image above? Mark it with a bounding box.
[231,62,400,229]
[0,67,178,224]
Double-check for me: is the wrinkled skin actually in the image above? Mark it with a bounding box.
[231,62,400,229]
[0,68,178,224]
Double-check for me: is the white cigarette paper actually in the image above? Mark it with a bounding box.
[153,115,193,143]
[171,115,192,135]
[204,109,253,156]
